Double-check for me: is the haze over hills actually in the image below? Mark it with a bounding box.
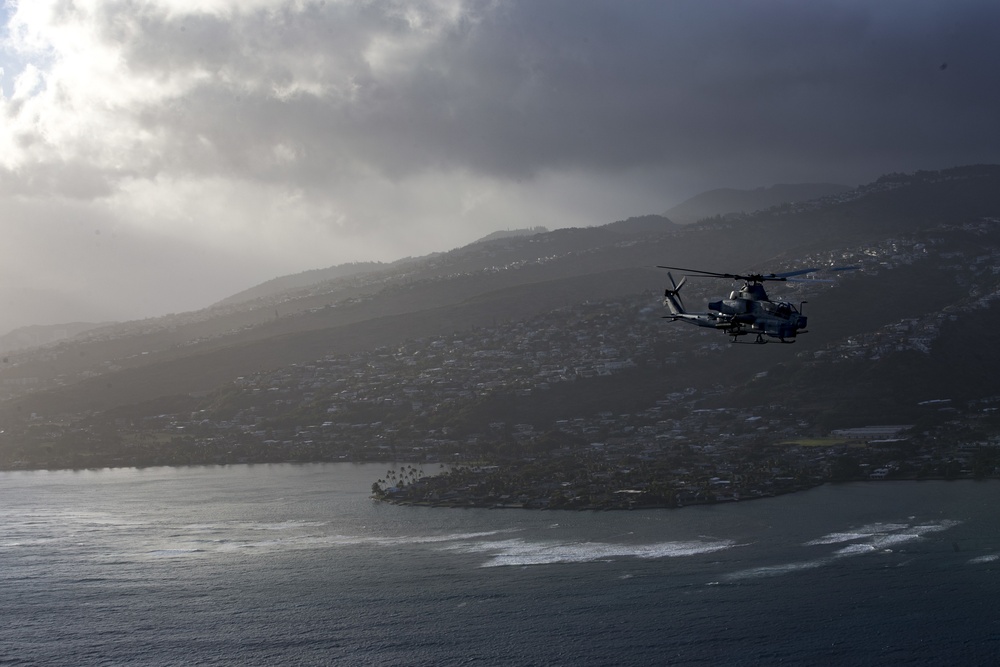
[472,227,549,244]
[3,165,1000,469]
[0,322,117,355]
[214,261,387,308]
[664,182,852,225]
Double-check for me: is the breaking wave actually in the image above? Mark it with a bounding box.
[442,537,738,567]
[806,520,960,550]
[726,519,962,580]
[968,554,999,564]
[149,525,519,557]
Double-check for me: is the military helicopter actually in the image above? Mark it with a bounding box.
[657,265,826,344]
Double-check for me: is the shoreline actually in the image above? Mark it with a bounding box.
[374,473,998,511]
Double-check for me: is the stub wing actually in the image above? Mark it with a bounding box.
[662,282,734,330]
[664,310,734,329]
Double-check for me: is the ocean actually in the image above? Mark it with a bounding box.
[1,463,998,666]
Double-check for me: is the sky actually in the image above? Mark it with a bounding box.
[0,0,998,332]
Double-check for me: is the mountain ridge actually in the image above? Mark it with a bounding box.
[665,182,852,224]
[0,322,117,355]
[3,165,1000,469]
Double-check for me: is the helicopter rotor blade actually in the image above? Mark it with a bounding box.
[767,267,820,280]
[657,265,743,280]
[658,264,830,283]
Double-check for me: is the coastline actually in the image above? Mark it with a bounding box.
[374,469,998,511]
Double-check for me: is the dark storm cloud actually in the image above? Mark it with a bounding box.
[104,0,1000,192]
[397,0,1000,181]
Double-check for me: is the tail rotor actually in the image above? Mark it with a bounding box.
[662,271,688,317]
[664,272,687,309]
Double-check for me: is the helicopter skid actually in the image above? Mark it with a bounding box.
[726,332,799,344]
[730,334,768,345]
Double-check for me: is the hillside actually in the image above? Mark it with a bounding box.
[214,261,385,307]
[2,165,1000,469]
[665,182,851,224]
[472,226,548,243]
[0,322,116,355]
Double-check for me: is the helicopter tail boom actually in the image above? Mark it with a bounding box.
[663,273,733,329]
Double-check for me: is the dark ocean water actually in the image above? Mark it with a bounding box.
[1,463,998,666]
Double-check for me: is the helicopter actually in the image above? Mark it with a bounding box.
[657,265,827,344]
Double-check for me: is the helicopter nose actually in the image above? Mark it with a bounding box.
[797,315,808,329]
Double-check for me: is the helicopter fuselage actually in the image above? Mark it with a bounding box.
[661,271,810,344]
